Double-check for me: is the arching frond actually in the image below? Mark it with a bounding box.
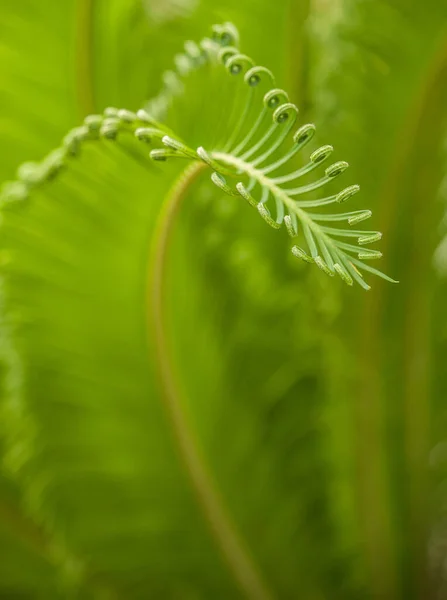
[1,22,396,291]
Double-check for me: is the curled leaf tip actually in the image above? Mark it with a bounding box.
[348,210,372,225]
[326,161,349,178]
[135,128,152,143]
[358,250,383,260]
[212,22,239,47]
[292,246,314,263]
[136,109,153,123]
[334,263,353,286]
[211,173,239,196]
[310,145,333,164]
[118,109,137,123]
[273,103,298,124]
[236,182,257,208]
[150,149,174,161]
[84,114,103,131]
[284,215,298,238]
[104,107,119,118]
[294,124,316,145]
[218,46,238,65]
[258,203,281,229]
[358,232,382,245]
[226,54,255,76]
[336,184,360,203]
[314,256,334,276]
[263,88,289,109]
[162,136,198,160]
[244,66,275,88]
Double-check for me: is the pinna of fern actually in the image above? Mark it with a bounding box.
[0,22,397,291]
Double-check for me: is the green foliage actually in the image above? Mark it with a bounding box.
[0,1,446,599]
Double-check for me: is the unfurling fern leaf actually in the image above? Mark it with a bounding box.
[0,18,402,600]
[1,22,396,291]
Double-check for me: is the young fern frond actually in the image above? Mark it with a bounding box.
[0,22,397,290]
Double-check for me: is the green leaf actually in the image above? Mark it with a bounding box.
[0,19,371,599]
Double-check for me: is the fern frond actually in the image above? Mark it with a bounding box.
[148,26,397,290]
[0,22,397,290]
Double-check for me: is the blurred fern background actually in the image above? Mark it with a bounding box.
[1,0,447,598]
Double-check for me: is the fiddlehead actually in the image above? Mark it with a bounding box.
[1,22,396,290]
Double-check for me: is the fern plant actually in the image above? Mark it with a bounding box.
[1,2,446,600]
[1,23,396,291]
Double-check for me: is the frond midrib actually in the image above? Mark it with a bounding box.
[212,151,346,261]
[148,161,275,600]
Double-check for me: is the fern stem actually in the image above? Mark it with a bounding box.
[76,0,95,115]
[148,162,274,600]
